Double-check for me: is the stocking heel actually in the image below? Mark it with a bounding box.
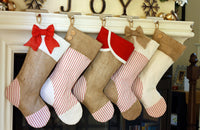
[40,78,55,106]
[6,78,20,107]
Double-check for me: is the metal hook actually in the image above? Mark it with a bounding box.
[155,21,159,29]
[127,16,133,28]
[99,14,112,27]
[36,13,42,24]
[60,12,81,26]
[69,15,75,25]
[101,17,106,27]
[120,15,139,28]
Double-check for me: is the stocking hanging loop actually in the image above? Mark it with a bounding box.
[99,14,112,27]
[69,16,75,25]
[155,21,159,29]
[63,12,81,26]
[101,17,106,27]
[127,16,133,28]
[100,15,106,27]
[120,15,139,28]
[36,13,42,24]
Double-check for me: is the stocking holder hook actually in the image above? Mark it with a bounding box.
[127,16,134,28]
[36,13,42,24]
[155,21,159,29]
[120,15,139,28]
[99,14,112,27]
[60,12,81,25]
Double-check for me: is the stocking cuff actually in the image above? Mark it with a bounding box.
[28,24,70,62]
[153,29,186,61]
[97,27,134,64]
[65,25,102,60]
[39,34,70,62]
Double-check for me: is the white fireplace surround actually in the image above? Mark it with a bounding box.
[0,11,194,130]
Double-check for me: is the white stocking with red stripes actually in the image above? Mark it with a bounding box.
[40,47,91,125]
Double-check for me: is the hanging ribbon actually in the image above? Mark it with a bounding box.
[24,24,60,54]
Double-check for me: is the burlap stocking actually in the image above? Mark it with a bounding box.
[5,24,70,128]
[133,28,186,118]
[40,25,102,125]
[73,26,134,122]
[104,26,159,120]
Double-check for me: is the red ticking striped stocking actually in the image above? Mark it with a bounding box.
[104,26,159,120]
[73,26,134,122]
[6,24,70,128]
[40,25,102,125]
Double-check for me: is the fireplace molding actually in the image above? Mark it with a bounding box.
[0,11,194,130]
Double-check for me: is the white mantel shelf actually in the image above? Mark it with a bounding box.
[0,11,195,130]
[0,11,194,37]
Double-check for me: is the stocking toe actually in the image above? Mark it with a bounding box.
[145,97,166,118]
[92,101,114,122]
[121,100,142,120]
[25,105,50,128]
[58,102,83,125]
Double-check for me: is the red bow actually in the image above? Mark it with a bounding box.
[24,24,60,54]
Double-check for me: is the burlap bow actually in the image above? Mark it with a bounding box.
[125,26,150,49]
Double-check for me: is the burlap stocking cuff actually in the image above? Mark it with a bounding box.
[65,25,102,60]
[96,26,134,64]
[153,28,186,61]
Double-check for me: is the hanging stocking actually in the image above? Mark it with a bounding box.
[40,24,102,125]
[133,28,186,118]
[73,26,134,122]
[5,24,70,128]
[104,26,159,120]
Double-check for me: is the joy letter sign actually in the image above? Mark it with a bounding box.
[61,0,133,15]
[58,0,174,17]
[14,0,175,17]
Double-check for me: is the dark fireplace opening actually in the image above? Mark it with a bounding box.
[13,53,122,130]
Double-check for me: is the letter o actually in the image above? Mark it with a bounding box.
[90,0,106,14]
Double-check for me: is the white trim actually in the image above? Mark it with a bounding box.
[107,31,126,64]
[100,48,110,51]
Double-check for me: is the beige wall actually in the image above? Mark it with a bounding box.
[173,0,200,86]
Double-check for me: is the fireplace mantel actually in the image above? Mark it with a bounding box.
[0,11,194,130]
